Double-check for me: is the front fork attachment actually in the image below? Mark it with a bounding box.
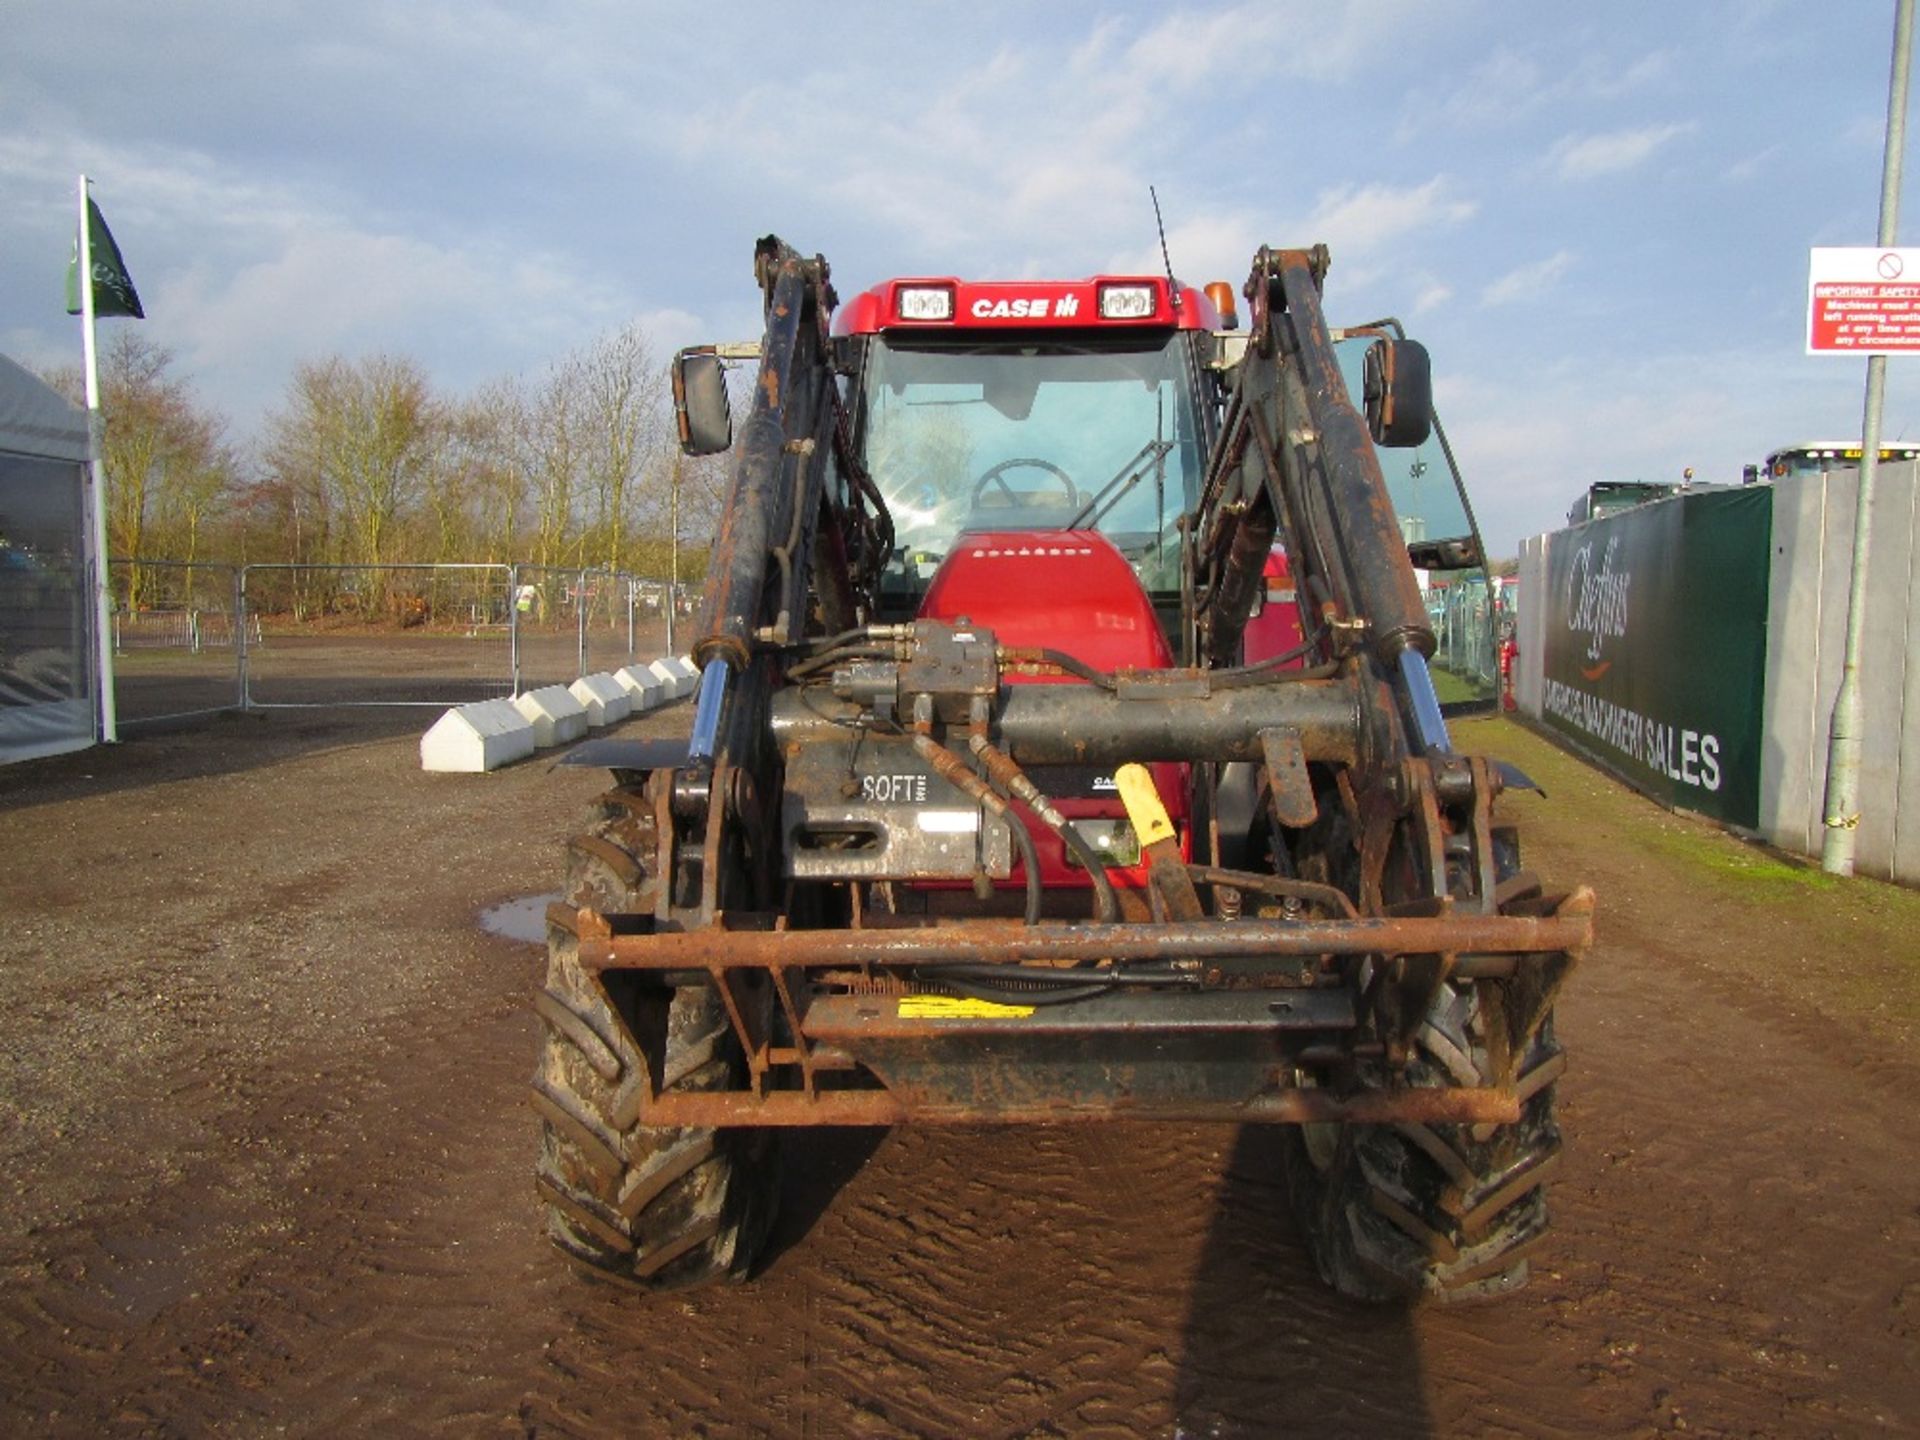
[1351,752,1582,1083]
[651,756,779,927]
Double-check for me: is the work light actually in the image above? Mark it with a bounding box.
[1098,283,1156,319]
[897,286,955,321]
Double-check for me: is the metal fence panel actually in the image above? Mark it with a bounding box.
[95,557,697,722]
[109,559,244,724]
[1430,575,1498,697]
[509,565,593,691]
[240,563,515,708]
[510,567,683,691]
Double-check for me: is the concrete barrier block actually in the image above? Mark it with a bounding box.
[667,655,700,696]
[569,673,633,728]
[647,656,698,700]
[643,658,681,699]
[420,700,536,772]
[614,664,665,712]
[513,685,589,748]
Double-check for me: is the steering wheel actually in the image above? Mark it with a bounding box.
[970,457,1079,511]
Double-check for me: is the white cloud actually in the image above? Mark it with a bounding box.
[632,308,711,358]
[1550,122,1694,180]
[655,2,1448,272]
[1073,1,1437,94]
[1481,250,1576,307]
[1103,179,1475,302]
[1108,210,1261,288]
[1414,48,1547,133]
[1724,145,1782,183]
[1579,49,1677,98]
[1304,179,1478,255]
[1,126,693,429]
[1402,44,1672,138]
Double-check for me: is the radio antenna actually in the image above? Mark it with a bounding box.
[1150,185,1180,311]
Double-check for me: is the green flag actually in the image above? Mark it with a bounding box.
[65,196,144,320]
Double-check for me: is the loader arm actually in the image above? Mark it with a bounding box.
[1196,245,1448,759]
[671,237,889,923]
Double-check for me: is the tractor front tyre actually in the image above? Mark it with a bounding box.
[1281,981,1564,1304]
[530,791,779,1290]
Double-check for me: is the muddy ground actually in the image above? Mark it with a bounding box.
[0,706,1915,1438]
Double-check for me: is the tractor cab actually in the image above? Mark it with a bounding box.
[676,266,1497,701]
[831,276,1220,627]
[824,272,1494,704]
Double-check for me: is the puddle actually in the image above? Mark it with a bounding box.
[479,892,561,945]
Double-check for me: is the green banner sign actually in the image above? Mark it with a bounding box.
[1540,488,1772,828]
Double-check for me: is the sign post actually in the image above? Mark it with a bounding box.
[1808,0,1914,876]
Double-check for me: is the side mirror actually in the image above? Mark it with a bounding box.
[1362,339,1432,448]
[1407,535,1484,570]
[672,350,732,457]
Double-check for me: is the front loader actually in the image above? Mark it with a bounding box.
[530,236,1592,1302]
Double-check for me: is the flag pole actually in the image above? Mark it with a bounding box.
[77,173,119,743]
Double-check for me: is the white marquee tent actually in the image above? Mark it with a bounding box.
[0,353,96,763]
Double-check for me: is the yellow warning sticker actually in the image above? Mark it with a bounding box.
[898,995,1035,1020]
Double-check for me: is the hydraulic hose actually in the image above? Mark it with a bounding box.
[1000,636,1336,695]
[968,733,1119,923]
[1056,821,1123,923]
[786,643,890,680]
[1206,625,1333,688]
[909,731,1042,926]
[908,960,1201,1006]
[998,646,1120,691]
[1004,797,1044,926]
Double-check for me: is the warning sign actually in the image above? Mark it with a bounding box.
[1807,247,1920,354]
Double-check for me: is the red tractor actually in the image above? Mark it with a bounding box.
[533,238,1591,1302]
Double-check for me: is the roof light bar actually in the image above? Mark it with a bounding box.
[897,285,955,321]
[1098,283,1157,320]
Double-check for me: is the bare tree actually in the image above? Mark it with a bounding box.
[526,359,584,573]
[30,315,727,614]
[574,324,671,575]
[41,333,231,611]
[453,378,534,563]
[263,355,441,610]
[149,440,238,596]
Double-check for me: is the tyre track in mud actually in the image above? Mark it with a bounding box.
[1,715,1917,1436]
[522,1124,1219,1437]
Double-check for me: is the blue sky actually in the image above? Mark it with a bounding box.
[4,1,1916,555]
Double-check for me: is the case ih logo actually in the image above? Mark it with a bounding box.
[1563,536,1630,681]
[969,295,1081,320]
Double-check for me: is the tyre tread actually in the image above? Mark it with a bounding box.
[534,988,624,1083]
[1284,981,1565,1304]
[531,791,780,1291]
